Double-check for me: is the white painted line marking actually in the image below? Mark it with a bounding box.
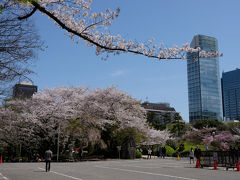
[141,162,187,165]
[95,166,198,180]
[119,164,182,168]
[38,167,82,180]
[0,173,8,180]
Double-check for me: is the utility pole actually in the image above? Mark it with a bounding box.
[57,122,60,162]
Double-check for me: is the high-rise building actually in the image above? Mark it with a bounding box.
[222,68,240,121]
[13,82,37,99]
[187,35,223,124]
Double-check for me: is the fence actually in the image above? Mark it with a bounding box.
[201,150,240,170]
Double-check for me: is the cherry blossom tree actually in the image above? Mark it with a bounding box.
[203,131,239,150]
[182,127,217,145]
[0,86,176,159]
[2,0,222,60]
[143,128,170,145]
[0,87,88,158]
[0,105,39,159]
[81,86,147,130]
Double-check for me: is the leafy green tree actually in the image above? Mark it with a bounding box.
[167,122,190,137]
[193,119,227,130]
[162,113,172,127]
[114,127,146,145]
[147,112,173,130]
[147,112,163,130]
[100,126,146,158]
[174,112,182,122]
[173,113,182,137]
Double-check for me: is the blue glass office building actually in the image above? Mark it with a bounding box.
[222,69,240,121]
[187,35,223,124]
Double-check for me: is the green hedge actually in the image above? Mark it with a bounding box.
[165,145,175,156]
[173,142,213,157]
[136,150,142,158]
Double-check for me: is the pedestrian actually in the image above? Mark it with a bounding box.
[229,146,235,164]
[156,145,160,157]
[194,145,202,166]
[45,149,53,172]
[160,146,163,158]
[36,154,40,162]
[147,147,152,159]
[189,147,194,164]
[78,145,88,161]
[162,146,166,158]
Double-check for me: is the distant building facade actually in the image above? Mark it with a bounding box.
[141,102,181,125]
[13,82,37,99]
[187,35,223,124]
[222,68,240,121]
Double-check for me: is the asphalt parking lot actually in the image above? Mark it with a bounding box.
[0,158,239,180]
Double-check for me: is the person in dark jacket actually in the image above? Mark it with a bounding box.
[194,145,202,166]
[156,145,160,157]
[162,146,166,158]
[45,149,53,172]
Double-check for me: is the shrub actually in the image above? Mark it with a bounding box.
[165,145,174,157]
[178,143,185,152]
[136,150,142,158]
[166,139,177,150]
[139,145,148,155]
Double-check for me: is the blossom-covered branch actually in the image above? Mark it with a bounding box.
[5,0,222,60]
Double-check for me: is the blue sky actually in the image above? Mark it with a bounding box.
[29,0,240,122]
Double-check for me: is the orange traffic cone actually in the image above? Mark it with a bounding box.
[196,159,200,168]
[0,155,2,163]
[237,160,240,171]
[214,160,218,170]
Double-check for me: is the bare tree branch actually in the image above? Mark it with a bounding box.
[0,5,43,98]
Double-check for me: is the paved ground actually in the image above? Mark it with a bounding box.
[0,158,239,180]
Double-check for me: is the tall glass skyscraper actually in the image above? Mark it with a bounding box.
[187,35,223,124]
[222,68,240,121]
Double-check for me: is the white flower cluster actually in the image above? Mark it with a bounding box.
[5,0,223,60]
[143,128,170,145]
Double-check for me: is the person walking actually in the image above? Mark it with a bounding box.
[189,147,194,164]
[162,146,166,158]
[45,149,53,172]
[156,145,160,158]
[159,146,163,158]
[147,147,152,159]
[78,145,88,161]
